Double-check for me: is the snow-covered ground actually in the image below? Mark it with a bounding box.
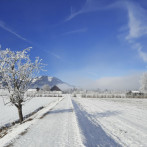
[2,95,84,147]
[1,96,147,147]
[0,96,59,127]
[73,97,147,147]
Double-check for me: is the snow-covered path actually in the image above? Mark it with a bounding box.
[72,99,121,147]
[11,96,83,147]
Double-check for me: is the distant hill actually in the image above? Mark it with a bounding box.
[30,76,74,91]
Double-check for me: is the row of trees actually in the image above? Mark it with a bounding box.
[0,47,43,123]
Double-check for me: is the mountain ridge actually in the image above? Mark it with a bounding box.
[30,76,74,91]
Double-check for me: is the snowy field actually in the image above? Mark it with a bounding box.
[0,96,59,127]
[0,96,147,147]
[73,97,147,147]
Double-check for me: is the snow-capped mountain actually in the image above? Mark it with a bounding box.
[30,76,74,91]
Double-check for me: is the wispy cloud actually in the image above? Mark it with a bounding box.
[133,43,147,62]
[126,2,147,40]
[66,0,147,63]
[62,28,87,36]
[138,49,147,62]
[51,52,62,60]
[65,0,118,21]
[0,20,31,43]
[65,0,93,21]
[123,2,147,62]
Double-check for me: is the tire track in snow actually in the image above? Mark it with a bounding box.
[72,99,122,147]
[72,98,147,147]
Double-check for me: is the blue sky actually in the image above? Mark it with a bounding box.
[0,0,147,89]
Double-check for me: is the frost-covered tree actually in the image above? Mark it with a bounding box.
[140,72,147,93]
[0,47,43,123]
[42,84,50,91]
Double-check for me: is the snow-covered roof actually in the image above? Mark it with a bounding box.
[48,77,53,82]
[131,91,141,93]
[27,89,37,91]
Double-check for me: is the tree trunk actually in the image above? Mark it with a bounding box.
[17,104,23,123]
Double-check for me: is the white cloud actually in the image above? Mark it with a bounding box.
[0,20,31,43]
[123,2,147,62]
[138,49,147,62]
[131,43,147,62]
[126,2,147,40]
